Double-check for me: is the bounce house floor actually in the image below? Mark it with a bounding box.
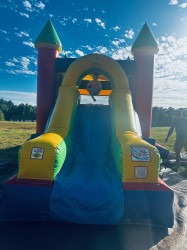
[0,175,173,227]
[0,168,186,250]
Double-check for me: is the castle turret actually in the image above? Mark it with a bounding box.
[35,20,62,133]
[131,23,159,138]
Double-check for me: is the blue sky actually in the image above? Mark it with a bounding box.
[0,0,187,108]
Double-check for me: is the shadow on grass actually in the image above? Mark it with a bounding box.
[0,145,20,183]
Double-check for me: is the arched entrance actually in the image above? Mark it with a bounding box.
[47,53,136,136]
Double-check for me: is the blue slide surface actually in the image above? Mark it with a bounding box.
[50,105,124,224]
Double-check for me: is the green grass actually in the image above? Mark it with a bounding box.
[0,121,36,148]
[151,127,187,178]
[0,121,36,182]
[151,127,176,152]
[0,122,186,181]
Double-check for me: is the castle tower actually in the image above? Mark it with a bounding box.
[35,20,62,133]
[131,23,159,138]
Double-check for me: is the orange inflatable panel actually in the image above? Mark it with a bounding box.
[78,89,112,96]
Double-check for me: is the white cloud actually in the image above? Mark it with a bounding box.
[124,29,134,39]
[153,79,187,108]
[119,39,125,43]
[160,36,167,42]
[75,50,85,57]
[21,57,30,69]
[112,40,120,46]
[0,91,36,106]
[106,32,187,108]
[23,1,32,11]
[95,46,109,54]
[169,0,187,9]
[110,46,132,60]
[5,56,36,75]
[23,41,35,48]
[35,1,45,10]
[78,45,109,55]
[19,12,29,18]
[63,50,76,58]
[72,18,77,23]
[59,17,71,26]
[15,31,29,37]
[5,62,16,67]
[81,45,94,51]
[169,0,178,5]
[152,22,157,26]
[84,18,92,23]
[179,3,187,8]
[112,26,121,31]
[154,35,187,108]
[95,18,106,29]
[111,38,125,47]
[0,29,7,34]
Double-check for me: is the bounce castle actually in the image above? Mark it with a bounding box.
[0,20,174,226]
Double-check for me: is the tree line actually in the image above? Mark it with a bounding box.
[152,106,187,127]
[0,98,186,126]
[0,99,36,122]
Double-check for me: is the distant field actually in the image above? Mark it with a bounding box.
[151,127,175,152]
[0,121,36,182]
[0,121,36,150]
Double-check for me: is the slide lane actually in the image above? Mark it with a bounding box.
[50,105,124,224]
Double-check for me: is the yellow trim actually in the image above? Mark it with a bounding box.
[82,74,108,81]
[119,132,159,183]
[111,89,159,183]
[61,54,129,89]
[47,86,77,136]
[131,47,159,56]
[18,133,63,180]
[35,43,62,52]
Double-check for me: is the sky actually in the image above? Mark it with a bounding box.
[0,0,187,108]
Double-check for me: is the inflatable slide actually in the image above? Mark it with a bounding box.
[0,54,174,227]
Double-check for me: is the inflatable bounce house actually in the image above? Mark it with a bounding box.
[0,20,174,227]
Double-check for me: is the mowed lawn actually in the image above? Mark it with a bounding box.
[0,121,36,150]
[0,121,36,181]
[0,121,183,181]
[151,127,175,152]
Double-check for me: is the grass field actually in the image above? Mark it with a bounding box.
[0,121,186,180]
[0,121,36,182]
[151,127,175,151]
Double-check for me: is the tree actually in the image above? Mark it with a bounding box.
[0,110,5,121]
[0,99,36,121]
